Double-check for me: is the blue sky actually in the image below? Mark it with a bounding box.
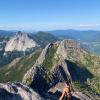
[0,0,100,30]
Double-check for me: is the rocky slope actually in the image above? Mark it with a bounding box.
[0,82,92,100]
[22,39,99,99]
[5,31,36,52]
[0,50,41,82]
[0,82,42,100]
[23,39,86,85]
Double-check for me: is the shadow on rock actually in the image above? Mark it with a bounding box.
[65,60,93,83]
[29,67,49,96]
[0,88,22,100]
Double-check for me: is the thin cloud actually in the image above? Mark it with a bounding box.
[0,24,100,30]
[66,24,100,27]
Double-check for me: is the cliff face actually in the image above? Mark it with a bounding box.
[5,31,36,52]
[56,39,86,62]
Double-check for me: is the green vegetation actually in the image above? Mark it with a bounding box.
[42,47,57,70]
[72,82,96,98]
[31,31,58,47]
[0,51,25,67]
[42,46,59,83]
[79,54,100,95]
[0,51,41,82]
[25,75,33,84]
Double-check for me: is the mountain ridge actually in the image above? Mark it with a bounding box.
[22,39,99,99]
[0,39,100,99]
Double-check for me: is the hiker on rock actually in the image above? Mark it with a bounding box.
[59,82,72,100]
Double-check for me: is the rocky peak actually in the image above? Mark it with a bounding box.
[16,31,28,39]
[56,39,82,61]
[17,31,24,36]
[5,31,37,52]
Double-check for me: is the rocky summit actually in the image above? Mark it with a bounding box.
[5,31,36,52]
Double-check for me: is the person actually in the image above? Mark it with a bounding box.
[59,82,72,100]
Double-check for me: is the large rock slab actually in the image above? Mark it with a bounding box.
[0,82,43,100]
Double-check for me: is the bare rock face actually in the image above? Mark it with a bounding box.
[50,59,72,84]
[5,31,36,52]
[0,82,42,100]
[56,39,83,62]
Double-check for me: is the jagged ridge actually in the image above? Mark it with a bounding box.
[22,39,100,99]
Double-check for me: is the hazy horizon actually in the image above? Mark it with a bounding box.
[1,29,100,33]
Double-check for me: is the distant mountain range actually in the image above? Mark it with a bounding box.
[0,29,100,67]
[0,30,15,36]
[0,29,100,42]
[48,29,100,55]
[0,29,100,55]
[1,29,100,42]
[49,29,100,42]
